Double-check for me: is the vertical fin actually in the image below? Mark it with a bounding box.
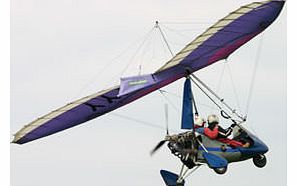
[181,78,194,129]
[160,170,185,186]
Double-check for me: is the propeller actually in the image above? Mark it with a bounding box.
[150,140,167,156]
[150,104,170,156]
[165,103,169,135]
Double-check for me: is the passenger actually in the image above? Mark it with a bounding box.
[193,114,218,137]
[193,113,206,129]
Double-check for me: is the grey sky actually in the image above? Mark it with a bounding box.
[11,0,286,186]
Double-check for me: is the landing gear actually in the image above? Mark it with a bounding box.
[176,179,185,186]
[214,167,227,174]
[253,154,267,168]
[160,163,202,186]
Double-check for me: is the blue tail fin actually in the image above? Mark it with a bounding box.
[160,170,185,186]
[181,78,194,129]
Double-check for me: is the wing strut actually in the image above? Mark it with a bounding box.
[189,74,246,123]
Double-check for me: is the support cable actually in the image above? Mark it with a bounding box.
[161,24,192,40]
[183,165,201,180]
[179,164,185,178]
[189,76,223,112]
[244,34,264,117]
[118,28,155,78]
[210,61,226,113]
[159,89,216,110]
[159,90,180,113]
[179,168,189,182]
[190,74,245,122]
[110,112,179,133]
[191,91,199,115]
[226,62,242,113]
[73,27,155,99]
[155,21,175,57]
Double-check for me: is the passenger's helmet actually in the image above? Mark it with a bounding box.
[194,115,205,127]
[207,114,219,124]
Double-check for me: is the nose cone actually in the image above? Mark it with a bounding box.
[253,139,269,155]
[239,135,269,159]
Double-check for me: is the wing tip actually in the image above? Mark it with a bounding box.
[11,134,25,145]
[11,137,21,144]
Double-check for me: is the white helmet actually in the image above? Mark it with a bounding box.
[194,115,205,127]
[207,114,219,124]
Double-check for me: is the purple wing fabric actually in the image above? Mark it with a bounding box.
[13,0,285,144]
[118,74,156,97]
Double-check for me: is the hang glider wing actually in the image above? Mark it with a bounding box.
[13,0,285,144]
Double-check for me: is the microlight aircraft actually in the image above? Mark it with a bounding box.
[150,77,270,185]
[12,1,285,186]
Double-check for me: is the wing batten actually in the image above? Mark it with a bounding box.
[12,86,119,143]
[155,0,277,73]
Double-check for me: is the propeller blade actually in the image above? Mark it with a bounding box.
[164,104,169,135]
[150,140,167,156]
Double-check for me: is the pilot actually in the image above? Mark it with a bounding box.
[203,114,220,139]
[200,114,245,147]
[207,114,236,139]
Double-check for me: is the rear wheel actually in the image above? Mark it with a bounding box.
[214,167,227,174]
[253,154,267,168]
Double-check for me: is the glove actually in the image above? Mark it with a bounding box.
[231,123,237,128]
[196,128,205,134]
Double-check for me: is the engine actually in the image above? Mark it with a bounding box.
[167,131,200,169]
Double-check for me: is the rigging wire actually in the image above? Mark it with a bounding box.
[244,34,264,117]
[110,112,178,133]
[73,27,155,99]
[155,22,185,115]
[159,89,216,110]
[159,90,180,113]
[160,24,193,40]
[138,28,157,75]
[137,29,154,75]
[190,76,224,111]
[191,90,199,115]
[161,21,214,25]
[190,74,245,122]
[216,62,227,92]
[156,21,175,57]
[210,62,227,113]
[226,61,242,113]
[158,32,172,59]
[116,27,155,78]
[161,23,207,33]
[159,89,181,98]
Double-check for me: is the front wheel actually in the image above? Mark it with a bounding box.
[253,154,267,168]
[214,167,227,174]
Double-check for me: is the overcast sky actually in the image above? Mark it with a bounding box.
[11,1,286,186]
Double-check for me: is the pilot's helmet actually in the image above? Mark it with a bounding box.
[207,114,219,125]
[194,114,205,127]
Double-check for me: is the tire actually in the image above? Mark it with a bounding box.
[253,154,267,168]
[214,167,227,174]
